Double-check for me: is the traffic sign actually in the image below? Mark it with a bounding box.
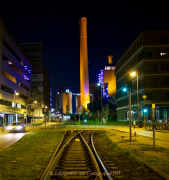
[152,104,155,108]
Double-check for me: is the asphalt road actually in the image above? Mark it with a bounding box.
[0,131,25,152]
[0,124,45,152]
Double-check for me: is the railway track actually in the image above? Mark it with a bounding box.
[39,130,104,180]
[38,129,165,180]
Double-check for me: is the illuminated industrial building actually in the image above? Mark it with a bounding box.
[0,18,32,124]
[116,30,169,121]
[98,56,116,104]
[75,95,81,113]
[56,86,72,114]
[79,17,90,112]
[20,43,44,122]
[104,55,116,98]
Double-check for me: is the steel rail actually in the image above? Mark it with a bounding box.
[79,132,103,180]
[91,130,113,180]
[41,130,103,180]
[40,131,79,180]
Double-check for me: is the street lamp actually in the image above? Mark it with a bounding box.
[130,71,139,121]
[26,101,37,125]
[79,106,82,124]
[144,109,147,129]
[97,83,102,122]
[122,82,132,141]
[90,94,93,117]
[14,91,19,122]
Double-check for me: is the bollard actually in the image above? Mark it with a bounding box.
[133,121,136,136]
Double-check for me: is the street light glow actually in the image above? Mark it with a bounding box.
[130,71,136,77]
[15,92,19,95]
[123,88,127,92]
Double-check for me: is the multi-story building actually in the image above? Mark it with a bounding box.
[56,85,72,114]
[20,43,44,122]
[0,18,32,125]
[116,30,169,121]
[104,56,116,98]
[43,68,52,110]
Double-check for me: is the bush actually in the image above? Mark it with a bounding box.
[108,114,117,121]
[32,122,43,126]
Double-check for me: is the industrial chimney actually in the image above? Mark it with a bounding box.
[79,17,90,112]
[108,55,113,64]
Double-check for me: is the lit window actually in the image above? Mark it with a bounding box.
[160,52,167,56]
[17,104,21,108]
[160,49,168,57]
[8,61,12,64]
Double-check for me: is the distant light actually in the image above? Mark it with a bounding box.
[144,109,147,112]
[130,71,136,77]
[8,61,12,64]
[123,88,127,92]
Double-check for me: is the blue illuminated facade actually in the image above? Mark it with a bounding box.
[98,70,109,101]
[0,18,32,124]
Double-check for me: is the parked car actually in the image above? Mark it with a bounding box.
[6,122,26,132]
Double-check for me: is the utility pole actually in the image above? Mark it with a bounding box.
[137,74,139,121]
[129,90,132,141]
[36,106,37,123]
[97,110,99,123]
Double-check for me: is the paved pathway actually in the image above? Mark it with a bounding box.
[0,132,25,152]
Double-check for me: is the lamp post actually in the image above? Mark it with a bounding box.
[123,82,132,141]
[82,103,84,115]
[142,95,147,129]
[26,101,37,125]
[130,71,139,122]
[45,106,47,130]
[90,94,93,117]
[129,90,132,141]
[14,91,19,122]
[79,106,81,124]
[144,109,147,129]
[97,83,102,123]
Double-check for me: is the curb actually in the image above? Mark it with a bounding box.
[132,154,169,180]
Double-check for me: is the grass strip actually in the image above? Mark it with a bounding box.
[105,130,169,176]
[0,130,64,180]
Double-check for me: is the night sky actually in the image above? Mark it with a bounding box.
[1,0,169,109]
